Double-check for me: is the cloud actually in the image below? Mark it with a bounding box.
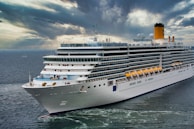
[126,9,162,27]
[0,0,194,49]
[0,0,56,12]
[0,1,87,38]
[171,0,194,12]
[181,17,194,26]
[0,0,78,12]
[100,0,123,24]
[52,23,86,35]
[0,21,36,41]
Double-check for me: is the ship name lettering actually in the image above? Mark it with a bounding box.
[130,82,136,85]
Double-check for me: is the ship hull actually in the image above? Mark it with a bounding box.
[23,66,194,114]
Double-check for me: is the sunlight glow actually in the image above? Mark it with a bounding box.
[126,9,162,27]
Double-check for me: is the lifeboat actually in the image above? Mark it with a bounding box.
[143,69,149,74]
[130,71,137,76]
[157,66,162,71]
[171,61,182,66]
[125,66,163,77]
[137,70,143,75]
[125,72,131,77]
[125,71,137,77]
[153,67,158,72]
[148,68,154,73]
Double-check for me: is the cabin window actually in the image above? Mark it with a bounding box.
[108,81,113,86]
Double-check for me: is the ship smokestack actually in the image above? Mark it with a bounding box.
[168,36,170,42]
[172,36,175,42]
[154,23,164,40]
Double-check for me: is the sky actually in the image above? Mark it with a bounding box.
[0,0,194,49]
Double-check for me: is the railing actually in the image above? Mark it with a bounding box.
[61,42,128,47]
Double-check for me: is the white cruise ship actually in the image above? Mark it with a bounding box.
[23,23,194,114]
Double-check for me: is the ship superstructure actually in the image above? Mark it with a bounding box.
[23,23,194,114]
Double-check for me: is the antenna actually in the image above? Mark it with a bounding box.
[29,71,32,86]
[92,24,98,35]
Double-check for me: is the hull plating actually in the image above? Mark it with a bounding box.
[24,67,194,114]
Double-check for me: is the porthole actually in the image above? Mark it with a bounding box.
[94,85,96,88]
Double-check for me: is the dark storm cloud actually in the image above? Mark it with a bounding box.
[69,0,190,37]
[0,0,194,42]
[71,0,184,19]
[110,0,180,15]
[181,18,194,26]
[0,1,89,39]
[72,0,182,15]
[70,0,99,13]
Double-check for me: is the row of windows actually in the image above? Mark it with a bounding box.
[94,61,160,73]
[102,56,128,61]
[44,58,100,62]
[92,65,127,72]
[163,53,193,58]
[43,69,90,73]
[86,83,106,89]
[101,55,161,65]
[47,64,88,66]
[163,60,194,66]
[85,77,107,83]
[89,69,125,78]
[99,54,192,69]
[163,55,193,60]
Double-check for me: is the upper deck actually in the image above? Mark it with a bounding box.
[59,42,187,49]
[60,42,128,48]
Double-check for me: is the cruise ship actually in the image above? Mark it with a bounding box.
[23,23,194,114]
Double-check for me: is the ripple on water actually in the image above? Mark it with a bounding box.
[38,108,194,129]
[1,82,194,129]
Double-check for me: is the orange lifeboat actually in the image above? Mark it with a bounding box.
[143,69,149,74]
[157,66,162,71]
[137,70,143,75]
[153,67,158,72]
[125,72,131,77]
[130,71,137,76]
[147,68,152,73]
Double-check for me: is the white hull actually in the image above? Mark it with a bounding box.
[24,66,194,114]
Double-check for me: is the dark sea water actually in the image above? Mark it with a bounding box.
[1,50,194,129]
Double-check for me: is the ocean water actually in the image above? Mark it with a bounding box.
[1,50,194,129]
